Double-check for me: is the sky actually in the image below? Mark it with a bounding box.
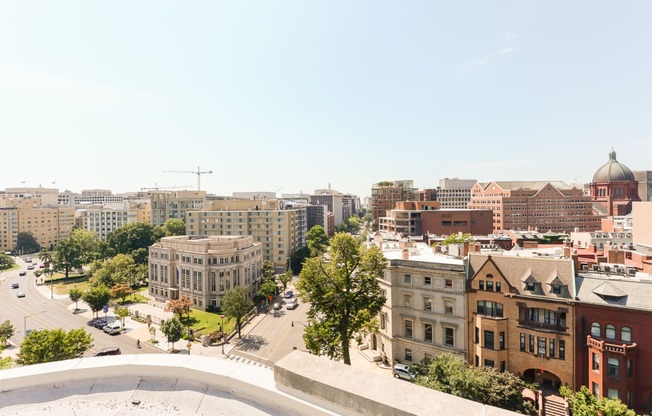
[1,1,651,200]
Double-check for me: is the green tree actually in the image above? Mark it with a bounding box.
[297,233,386,365]
[221,286,254,338]
[0,320,15,347]
[0,357,13,370]
[161,218,186,236]
[417,353,536,415]
[105,222,163,265]
[438,233,474,246]
[161,315,183,351]
[15,231,40,254]
[69,229,101,264]
[16,328,93,365]
[290,246,310,274]
[115,306,129,328]
[307,225,329,257]
[0,252,15,270]
[82,285,111,318]
[111,283,135,303]
[53,237,83,278]
[262,260,276,281]
[560,385,637,416]
[69,288,83,311]
[39,249,57,284]
[91,254,137,288]
[278,270,293,294]
[259,280,277,304]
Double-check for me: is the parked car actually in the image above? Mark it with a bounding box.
[93,347,122,356]
[273,302,282,310]
[286,298,299,310]
[19,271,27,276]
[25,257,32,263]
[91,318,107,329]
[16,291,26,298]
[103,321,122,335]
[11,283,19,289]
[392,364,416,381]
[39,264,45,269]
[284,290,294,299]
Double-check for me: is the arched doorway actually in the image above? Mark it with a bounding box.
[523,368,562,390]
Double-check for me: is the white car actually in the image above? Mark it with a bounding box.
[103,322,122,335]
[286,298,299,310]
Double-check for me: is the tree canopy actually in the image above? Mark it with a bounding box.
[16,232,40,254]
[16,328,93,366]
[161,218,186,236]
[437,233,475,246]
[560,385,637,416]
[165,297,192,319]
[161,315,183,351]
[307,225,329,257]
[0,252,14,270]
[82,285,112,318]
[221,286,254,338]
[91,254,137,288]
[53,237,83,278]
[69,229,101,264]
[297,233,386,365]
[105,222,163,265]
[0,320,15,347]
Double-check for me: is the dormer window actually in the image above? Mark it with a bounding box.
[552,285,561,294]
[526,282,535,291]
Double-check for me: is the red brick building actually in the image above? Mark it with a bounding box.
[590,149,640,216]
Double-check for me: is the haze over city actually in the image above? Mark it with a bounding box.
[1,1,651,198]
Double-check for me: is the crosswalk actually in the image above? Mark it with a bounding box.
[227,354,273,370]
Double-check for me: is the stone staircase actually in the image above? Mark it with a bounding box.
[543,394,568,416]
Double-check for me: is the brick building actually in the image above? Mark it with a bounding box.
[370,180,415,227]
[590,149,640,216]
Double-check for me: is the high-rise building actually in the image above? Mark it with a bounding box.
[76,204,138,240]
[310,189,344,226]
[370,180,415,226]
[437,178,477,209]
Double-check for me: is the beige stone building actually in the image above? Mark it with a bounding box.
[148,235,263,310]
[75,204,138,240]
[0,188,75,251]
[365,236,466,366]
[186,199,304,272]
[147,190,206,226]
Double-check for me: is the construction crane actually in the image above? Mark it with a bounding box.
[163,166,213,191]
[141,184,191,191]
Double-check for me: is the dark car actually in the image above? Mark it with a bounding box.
[93,347,121,356]
[91,318,107,329]
[11,283,19,289]
[19,271,27,276]
[284,290,294,299]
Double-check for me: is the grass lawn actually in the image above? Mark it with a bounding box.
[49,275,92,295]
[181,310,234,336]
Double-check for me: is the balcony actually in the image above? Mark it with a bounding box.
[587,336,637,355]
[518,319,567,333]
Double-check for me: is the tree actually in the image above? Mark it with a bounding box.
[16,328,93,365]
[53,237,83,278]
[105,222,163,265]
[560,385,637,416]
[262,260,276,281]
[115,306,129,328]
[297,233,386,365]
[221,286,254,338]
[69,229,101,264]
[91,254,137,288]
[306,225,329,257]
[161,315,183,351]
[111,283,135,303]
[15,232,40,254]
[278,270,293,294]
[0,357,12,370]
[82,285,112,318]
[69,288,83,311]
[39,249,57,284]
[259,280,277,304]
[161,218,186,236]
[0,252,14,270]
[165,297,192,320]
[0,320,15,347]
[417,353,536,415]
[438,233,474,246]
[290,246,310,274]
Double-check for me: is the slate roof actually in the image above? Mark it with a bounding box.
[575,275,652,310]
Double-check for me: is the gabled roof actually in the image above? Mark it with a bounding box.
[591,281,627,298]
[522,269,538,284]
[492,181,572,191]
[547,275,566,286]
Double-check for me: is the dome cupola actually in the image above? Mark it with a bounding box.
[592,149,635,183]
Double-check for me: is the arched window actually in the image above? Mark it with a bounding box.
[486,274,494,279]
[606,324,616,340]
[591,322,601,337]
[621,327,632,343]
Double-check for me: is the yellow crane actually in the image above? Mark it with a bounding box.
[163,166,213,191]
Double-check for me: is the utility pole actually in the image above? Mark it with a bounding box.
[163,167,213,191]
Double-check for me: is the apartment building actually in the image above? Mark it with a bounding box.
[186,198,304,272]
[469,181,600,233]
[76,204,138,240]
[466,252,577,389]
[58,189,126,206]
[310,189,344,227]
[437,178,477,209]
[342,193,360,221]
[366,237,466,365]
[371,180,416,226]
[148,235,263,310]
[570,231,633,251]
[148,190,206,226]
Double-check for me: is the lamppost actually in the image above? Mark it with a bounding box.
[220,314,226,354]
[291,321,309,328]
[24,310,47,336]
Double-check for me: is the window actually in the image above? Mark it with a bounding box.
[607,357,619,378]
[607,389,619,400]
[445,300,454,315]
[475,327,479,344]
[559,340,566,359]
[500,361,506,372]
[496,282,501,292]
[529,335,535,353]
[484,359,495,368]
[538,337,546,356]
[404,294,412,308]
[520,333,525,351]
[552,285,561,294]
[486,281,494,291]
[484,330,495,349]
[526,281,535,291]
[380,313,386,330]
[592,382,600,398]
[593,353,600,371]
[424,324,433,342]
[404,320,413,338]
[405,348,413,361]
[499,332,505,350]
[549,339,555,358]
[478,280,484,290]
[445,327,455,347]
[627,360,633,378]
[591,322,601,337]
[476,300,503,317]
[621,327,632,342]
[423,297,432,311]
[424,276,432,285]
[606,324,616,339]
[404,274,411,284]
[445,279,452,288]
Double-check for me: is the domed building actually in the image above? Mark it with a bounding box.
[590,149,640,216]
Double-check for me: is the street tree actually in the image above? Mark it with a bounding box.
[290,246,310,274]
[306,225,329,257]
[560,385,636,416]
[262,260,276,281]
[161,218,186,236]
[0,252,14,270]
[53,237,83,278]
[0,320,15,347]
[69,288,83,311]
[221,286,254,338]
[69,229,101,264]
[39,249,57,284]
[111,283,135,303]
[16,328,93,365]
[15,232,40,254]
[91,254,136,288]
[105,222,163,265]
[259,280,277,305]
[161,315,183,351]
[82,285,112,318]
[278,270,293,294]
[165,297,192,321]
[115,306,129,328]
[297,233,386,365]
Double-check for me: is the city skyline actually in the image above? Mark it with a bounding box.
[1,2,651,199]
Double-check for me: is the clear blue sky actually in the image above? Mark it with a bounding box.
[1,1,650,200]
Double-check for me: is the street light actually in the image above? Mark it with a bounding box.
[24,310,47,336]
[291,321,309,328]
[220,314,225,354]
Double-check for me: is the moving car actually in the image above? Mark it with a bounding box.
[392,364,416,381]
[273,302,282,310]
[284,290,294,299]
[286,298,299,310]
[11,283,19,289]
[27,265,35,270]
[93,347,122,356]
[16,291,26,298]
[103,321,122,335]
[19,271,27,276]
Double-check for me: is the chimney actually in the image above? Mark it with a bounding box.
[463,241,470,257]
[402,248,409,260]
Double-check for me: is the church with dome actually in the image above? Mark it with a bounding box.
[590,149,640,216]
